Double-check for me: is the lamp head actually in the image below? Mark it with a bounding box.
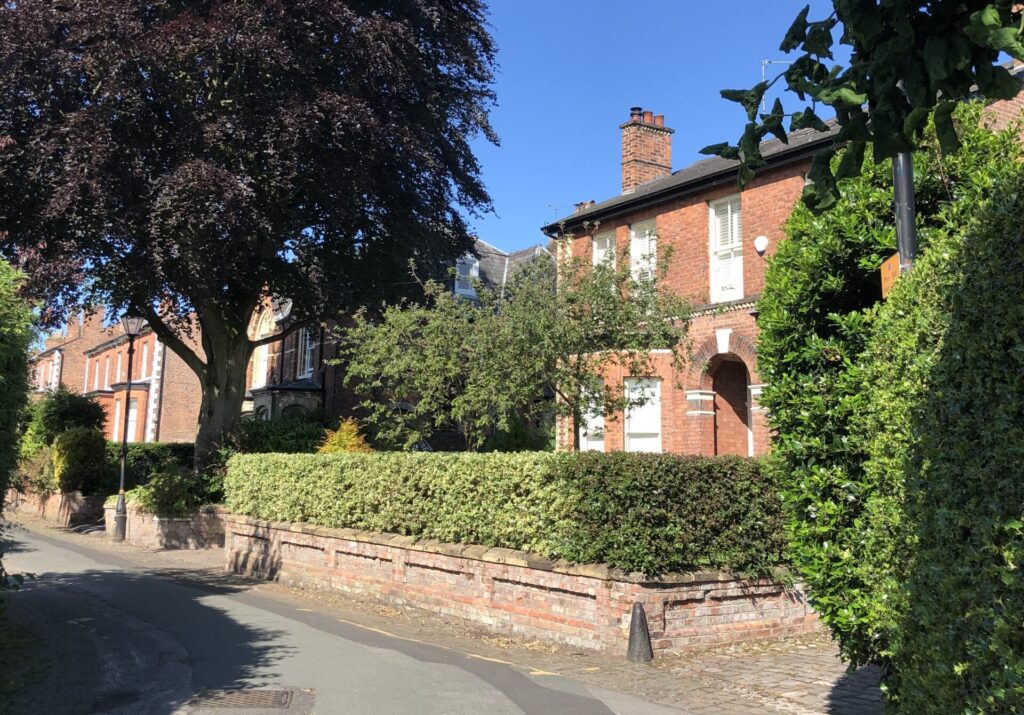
[120,315,145,337]
[753,235,770,256]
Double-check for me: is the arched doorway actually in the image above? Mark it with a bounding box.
[709,355,750,456]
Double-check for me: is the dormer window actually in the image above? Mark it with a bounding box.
[455,255,479,298]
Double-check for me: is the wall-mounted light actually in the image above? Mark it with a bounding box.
[753,235,769,256]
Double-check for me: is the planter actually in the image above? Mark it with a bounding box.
[103,504,225,550]
[223,514,820,655]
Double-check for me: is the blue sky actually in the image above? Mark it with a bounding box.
[469,0,841,252]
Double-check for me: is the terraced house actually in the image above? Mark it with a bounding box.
[544,83,1024,457]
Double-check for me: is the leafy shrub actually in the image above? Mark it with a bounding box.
[756,103,1019,668]
[13,445,55,495]
[22,389,105,455]
[318,418,372,453]
[101,442,194,494]
[51,428,110,494]
[225,451,781,576]
[229,413,328,454]
[119,467,220,518]
[481,413,555,452]
[0,260,32,505]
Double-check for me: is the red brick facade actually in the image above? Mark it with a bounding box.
[30,310,202,443]
[548,88,1024,457]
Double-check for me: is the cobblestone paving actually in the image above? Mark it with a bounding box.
[11,518,883,714]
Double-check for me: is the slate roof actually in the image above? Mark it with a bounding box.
[469,239,550,295]
[542,123,840,236]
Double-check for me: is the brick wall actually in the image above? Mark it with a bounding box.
[224,515,818,654]
[5,489,105,527]
[621,108,673,193]
[104,504,225,549]
[158,344,202,442]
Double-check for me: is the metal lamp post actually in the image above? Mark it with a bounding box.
[112,314,145,543]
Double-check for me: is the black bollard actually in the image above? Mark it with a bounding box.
[626,601,653,663]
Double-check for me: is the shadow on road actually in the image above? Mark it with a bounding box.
[7,563,292,715]
[826,663,884,714]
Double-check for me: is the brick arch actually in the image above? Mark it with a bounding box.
[685,332,761,391]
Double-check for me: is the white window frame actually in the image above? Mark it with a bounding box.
[709,196,744,303]
[624,377,662,453]
[298,328,315,379]
[93,359,100,391]
[455,255,480,298]
[126,397,139,443]
[112,399,121,440]
[103,356,110,390]
[115,352,122,384]
[579,386,606,452]
[140,342,149,379]
[592,231,616,269]
[630,220,656,284]
[251,344,269,388]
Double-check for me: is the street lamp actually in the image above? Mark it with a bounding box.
[112,314,145,543]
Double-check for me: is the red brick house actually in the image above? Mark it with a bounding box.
[31,309,202,443]
[543,83,1024,457]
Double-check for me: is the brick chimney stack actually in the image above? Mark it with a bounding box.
[620,106,673,194]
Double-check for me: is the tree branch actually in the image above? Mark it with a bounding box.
[250,319,310,348]
[139,304,207,377]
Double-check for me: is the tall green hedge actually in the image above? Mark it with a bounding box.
[756,103,1020,670]
[101,441,194,494]
[225,452,783,576]
[881,156,1024,712]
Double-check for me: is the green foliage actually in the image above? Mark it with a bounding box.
[120,467,220,518]
[225,451,781,576]
[100,442,195,495]
[0,260,32,506]
[883,155,1024,712]
[51,428,110,494]
[343,247,690,451]
[704,1,1023,210]
[756,104,1020,668]
[318,418,372,454]
[13,446,55,495]
[229,414,328,454]
[481,413,555,453]
[25,389,105,453]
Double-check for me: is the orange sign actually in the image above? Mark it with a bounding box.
[880,253,901,299]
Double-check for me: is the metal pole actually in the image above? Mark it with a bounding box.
[112,334,136,542]
[893,152,917,271]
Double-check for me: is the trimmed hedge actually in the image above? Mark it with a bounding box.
[52,429,110,494]
[225,451,783,576]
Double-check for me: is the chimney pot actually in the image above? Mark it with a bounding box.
[629,106,643,121]
[621,109,673,194]
[642,110,654,124]
[654,114,664,127]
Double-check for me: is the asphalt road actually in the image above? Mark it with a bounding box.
[2,526,670,715]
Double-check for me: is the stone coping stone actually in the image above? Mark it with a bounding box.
[222,514,787,585]
[103,504,226,522]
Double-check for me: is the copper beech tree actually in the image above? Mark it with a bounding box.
[0,1,497,467]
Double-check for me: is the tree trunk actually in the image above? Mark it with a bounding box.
[194,334,253,472]
[572,405,582,452]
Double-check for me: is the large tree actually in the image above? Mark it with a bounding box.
[0,1,496,467]
[703,1,1024,210]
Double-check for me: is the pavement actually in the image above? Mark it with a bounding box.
[1,517,883,714]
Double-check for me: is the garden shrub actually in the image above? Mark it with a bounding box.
[756,103,1019,668]
[225,451,781,576]
[117,466,220,518]
[13,446,56,495]
[51,428,110,494]
[20,388,105,459]
[229,413,328,453]
[318,418,372,453]
[100,441,194,494]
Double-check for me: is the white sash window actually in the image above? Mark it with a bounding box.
[625,378,662,453]
[592,232,616,268]
[710,196,743,303]
[630,220,656,284]
[455,256,479,298]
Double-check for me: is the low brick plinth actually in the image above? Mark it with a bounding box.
[5,489,105,527]
[224,515,819,654]
[104,504,225,550]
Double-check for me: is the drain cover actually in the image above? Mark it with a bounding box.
[189,689,293,709]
